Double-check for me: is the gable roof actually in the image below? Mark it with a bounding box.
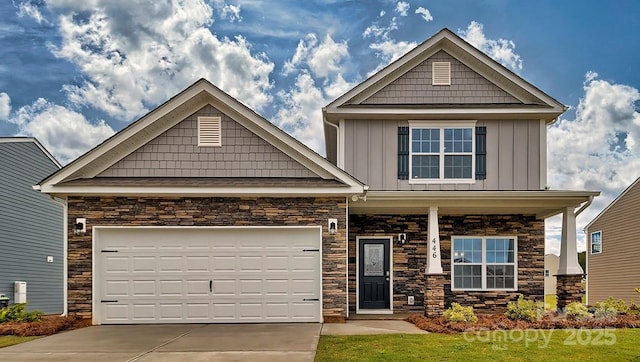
[0,137,62,169]
[37,79,364,196]
[323,28,566,122]
[585,177,640,230]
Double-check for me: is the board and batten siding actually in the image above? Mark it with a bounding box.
[99,105,318,178]
[343,119,543,191]
[586,180,640,304]
[0,141,63,314]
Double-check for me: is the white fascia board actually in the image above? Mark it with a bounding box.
[40,82,210,187]
[39,185,364,197]
[584,177,640,230]
[324,107,563,120]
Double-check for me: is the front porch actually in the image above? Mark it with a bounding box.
[346,190,598,318]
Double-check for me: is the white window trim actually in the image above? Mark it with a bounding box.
[590,230,602,255]
[408,121,476,184]
[450,236,518,292]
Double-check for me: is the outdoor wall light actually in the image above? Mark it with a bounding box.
[74,218,86,235]
[328,218,337,234]
[398,233,407,244]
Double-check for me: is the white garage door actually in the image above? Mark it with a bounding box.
[95,227,321,324]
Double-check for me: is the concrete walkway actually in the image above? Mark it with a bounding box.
[321,320,428,335]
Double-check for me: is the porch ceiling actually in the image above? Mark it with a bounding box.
[348,190,600,218]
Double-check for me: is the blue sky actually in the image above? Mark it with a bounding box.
[1,0,640,254]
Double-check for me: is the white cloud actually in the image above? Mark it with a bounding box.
[367,40,417,76]
[45,0,273,121]
[545,72,640,253]
[395,1,409,16]
[16,1,47,24]
[458,21,522,72]
[0,92,11,119]
[220,4,242,22]
[8,98,114,164]
[363,17,398,40]
[415,7,433,22]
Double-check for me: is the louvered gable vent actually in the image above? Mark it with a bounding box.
[432,61,451,86]
[198,116,222,147]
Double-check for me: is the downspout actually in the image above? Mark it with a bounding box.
[575,195,594,216]
[45,195,68,317]
[323,115,341,168]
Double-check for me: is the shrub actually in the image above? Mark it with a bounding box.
[594,296,630,319]
[565,301,592,320]
[443,303,478,323]
[0,304,43,323]
[505,295,544,322]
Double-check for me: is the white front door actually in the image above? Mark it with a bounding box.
[94,227,321,324]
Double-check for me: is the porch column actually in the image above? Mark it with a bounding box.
[556,206,584,311]
[425,206,445,317]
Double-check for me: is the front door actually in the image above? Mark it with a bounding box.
[358,238,391,310]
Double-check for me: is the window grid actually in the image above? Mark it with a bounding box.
[452,236,517,291]
[410,126,474,181]
[590,231,602,254]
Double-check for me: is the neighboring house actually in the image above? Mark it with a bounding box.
[585,177,640,304]
[544,254,559,296]
[0,138,63,314]
[36,29,598,325]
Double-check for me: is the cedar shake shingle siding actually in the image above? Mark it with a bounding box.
[362,50,522,105]
[586,178,640,304]
[99,104,318,178]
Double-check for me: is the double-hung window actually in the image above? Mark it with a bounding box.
[409,121,475,182]
[590,231,602,254]
[452,236,517,290]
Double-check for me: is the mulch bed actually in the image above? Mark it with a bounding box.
[407,313,640,334]
[0,315,91,337]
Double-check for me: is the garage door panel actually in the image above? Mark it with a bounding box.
[97,228,321,324]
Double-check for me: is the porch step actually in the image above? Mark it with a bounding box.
[347,313,415,321]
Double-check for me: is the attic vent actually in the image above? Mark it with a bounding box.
[432,62,451,85]
[198,116,222,147]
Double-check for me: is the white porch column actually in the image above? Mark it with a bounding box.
[558,206,583,275]
[426,206,443,274]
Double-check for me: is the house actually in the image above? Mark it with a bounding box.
[36,29,598,324]
[585,177,640,304]
[0,138,63,314]
[544,254,559,296]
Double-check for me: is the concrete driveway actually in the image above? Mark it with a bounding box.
[0,323,321,362]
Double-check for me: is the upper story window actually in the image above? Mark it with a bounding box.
[452,236,517,291]
[409,121,475,183]
[590,231,602,254]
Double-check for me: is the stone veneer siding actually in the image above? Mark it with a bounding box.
[556,274,584,312]
[67,196,347,322]
[349,214,545,314]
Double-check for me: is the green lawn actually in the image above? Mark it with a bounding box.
[316,329,640,361]
[0,335,39,348]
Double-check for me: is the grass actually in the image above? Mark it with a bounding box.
[315,329,640,361]
[0,335,39,348]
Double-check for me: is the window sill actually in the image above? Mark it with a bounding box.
[408,179,477,185]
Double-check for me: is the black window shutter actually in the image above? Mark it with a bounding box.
[398,126,409,180]
[475,126,487,180]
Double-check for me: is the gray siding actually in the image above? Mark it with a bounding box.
[0,141,63,314]
[343,119,542,191]
[361,50,521,105]
[586,180,640,304]
[99,105,318,178]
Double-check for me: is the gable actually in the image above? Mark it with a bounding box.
[586,177,640,231]
[98,105,318,178]
[361,50,524,106]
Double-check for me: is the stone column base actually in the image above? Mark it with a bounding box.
[425,274,445,317]
[556,274,584,311]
